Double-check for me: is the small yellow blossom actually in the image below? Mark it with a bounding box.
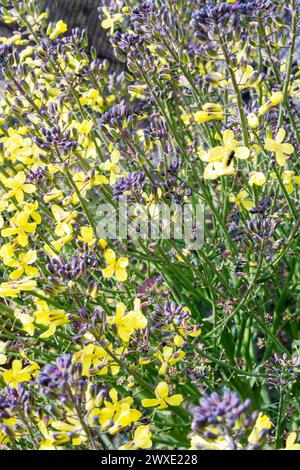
[102,249,128,282]
[208,130,250,163]
[101,150,122,184]
[51,413,87,446]
[247,113,259,128]
[14,308,35,336]
[0,243,14,263]
[44,234,72,256]
[259,91,282,115]
[51,205,77,237]
[119,425,152,450]
[4,171,36,204]
[229,190,254,211]
[282,432,300,450]
[194,103,223,123]
[190,433,234,450]
[0,278,37,298]
[181,108,192,126]
[204,129,250,179]
[73,119,93,136]
[0,129,36,165]
[154,346,185,375]
[92,388,141,435]
[101,7,123,34]
[249,171,266,187]
[107,300,147,343]
[44,189,63,203]
[4,249,38,280]
[235,66,263,89]
[142,381,183,410]
[279,170,300,194]
[204,161,235,179]
[3,359,39,388]
[73,343,124,376]
[79,89,104,110]
[248,413,272,445]
[264,128,294,166]
[48,20,68,40]
[34,300,69,338]
[1,215,37,247]
[78,226,96,247]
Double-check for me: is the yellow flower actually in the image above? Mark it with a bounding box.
[248,413,272,445]
[102,249,128,282]
[78,226,96,247]
[154,346,185,376]
[37,418,56,450]
[249,171,266,187]
[3,359,39,388]
[44,234,72,256]
[0,243,15,263]
[190,433,234,450]
[1,215,35,247]
[72,119,93,136]
[4,171,36,204]
[282,432,300,450]
[4,249,38,280]
[264,128,294,166]
[119,425,152,450]
[51,413,87,446]
[101,7,123,34]
[0,417,19,445]
[0,277,37,298]
[51,205,77,237]
[101,149,122,184]
[1,203,41,247]
[127,375,135,388]
[247,113,259,129]
[44,189,63,203]
[142,381,183,410]
[111,307,130,344]
[34,300,69,338]
[14,308,35,336]
[176,248,190,263]
[181,108,192,126]
[92,388,141,435]
[194,103,223,123]
[0,129,35,165]
[130,298,148,330]
[208,129,250,163]
[70,171,93,204]
[259,91,282,115]
[278,170,300,194]
[204,129,250,179]
[79,89,104,110]
[72,343,124,376]
[204,161,235,180]
[48,20,68,40]
[85,382,105,413]
[229,190,254,211]
[235,66,263,90]
[107,300,147,343]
